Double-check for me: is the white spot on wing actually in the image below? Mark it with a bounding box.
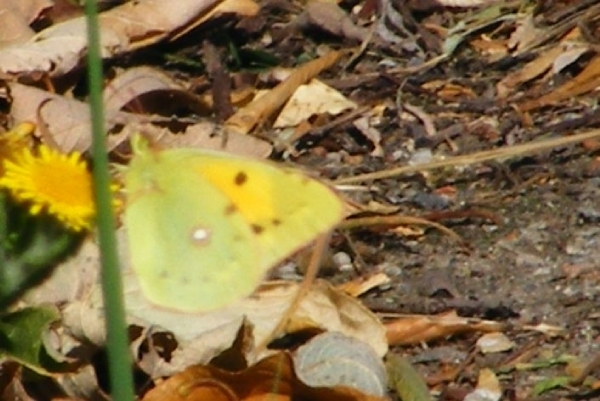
[191,227,210,246]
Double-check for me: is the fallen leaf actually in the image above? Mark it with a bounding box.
[225,51,344,134]
[476,332,515,354]
[0,0,226,78]
[337,273,390,298]
[143,352,388,401]
[0,0,52,46]
[464,368,501,401]
[273,79,357,128]
[386,354,432,401]
[519,54,600,111]
[386,311,504,346]
[294,332,387,397]
[57,235,386,378]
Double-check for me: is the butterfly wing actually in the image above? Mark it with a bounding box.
[189,152,345,270]
[125,144,344,312]
[125,148,262,312]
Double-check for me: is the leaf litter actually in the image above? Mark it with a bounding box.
[2,0,600,400]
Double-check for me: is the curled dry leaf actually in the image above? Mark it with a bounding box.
[142,352,388,401]
[518,54,600,112]
[56,364,109,401]
[9,73,269,155]
[0,0,232,79]
[172,0,260,41]
[121,276,387,377]
[386,310,504,346]
[225,50,344,134]
[103,66,208,114]
[294,332,387,397]
[497,42,589,98]
[300,1,368,43]
[0,0,53,46]
[55,235,386,378]
[7,82,163,152]
[8,82,93,151]
[136,123,273,158]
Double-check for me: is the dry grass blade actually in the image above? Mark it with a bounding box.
[335,129,600,184]
[341,215,463,243]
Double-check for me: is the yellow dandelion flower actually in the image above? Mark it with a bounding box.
[0,145,95,232]
[0,122,36,174]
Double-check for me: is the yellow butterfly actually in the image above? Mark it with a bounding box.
[124,137,344,312]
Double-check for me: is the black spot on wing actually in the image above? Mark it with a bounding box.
[234,171,248,186]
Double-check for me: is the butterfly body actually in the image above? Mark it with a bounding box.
[124,140,344,312]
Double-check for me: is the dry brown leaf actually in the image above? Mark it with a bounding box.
[121,276,387,375]
[507,15,541,53]
[9,77,255,154]
[385,310,504,346]
[294,332,387,397]
[273,79,356,128]
[172,0,260,41]
[498,42,589,99]
[56,364,109,401]
[225,50,345,134]
[143,353,388,401]
[476,332,515,354]
[0,0,235,78]
[300,1,368,42]
[469,37,508,61]
[8,82,91,151]
[518,54,600,111]
[57,236,385,378]
[0,0,52,46]
[421,80,476,101]
[350,114,383,156]
[434,0,499,6]
[337,273,390,298]
[142,123,273,158]
[103,66,207,114]
[464,368,501,401]
[8,82,169,152]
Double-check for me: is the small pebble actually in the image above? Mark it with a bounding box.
[332,252,353,272]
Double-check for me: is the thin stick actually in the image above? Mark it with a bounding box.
[335,129,600,184]
[256,233,331,352]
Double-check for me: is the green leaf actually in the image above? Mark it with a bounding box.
[0,193,83,309]
[0,306,68,375]
[386,354,432,401]
[532,376,571,396]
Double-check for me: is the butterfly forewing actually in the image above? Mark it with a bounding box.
[192,155,345,269]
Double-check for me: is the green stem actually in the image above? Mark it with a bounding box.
[84,1,134,399]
